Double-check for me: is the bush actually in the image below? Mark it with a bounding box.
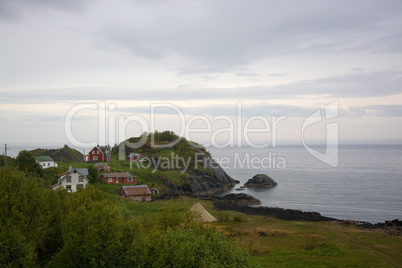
[0,170,252,267]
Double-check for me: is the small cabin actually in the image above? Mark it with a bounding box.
[118,185,152,202]
[94,162,110,172]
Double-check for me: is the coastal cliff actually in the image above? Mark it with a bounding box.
[180,157,236,196]
[115,132,237,196]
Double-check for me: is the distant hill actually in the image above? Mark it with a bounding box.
[30,145,83,163]
[0,155,17,167]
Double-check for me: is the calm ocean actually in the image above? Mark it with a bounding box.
[208,145,402,223]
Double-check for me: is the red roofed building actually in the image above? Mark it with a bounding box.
[118,185,152,201]
[94,162,110,172]
[87,145,111,162]
[99,172,135,184]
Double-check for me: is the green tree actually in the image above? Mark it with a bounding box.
[87,165,99,183]
[54,199,123,267]
[16,150,43,177]
[0,170,65,266]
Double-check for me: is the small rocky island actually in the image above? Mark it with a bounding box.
[244,174,277,188]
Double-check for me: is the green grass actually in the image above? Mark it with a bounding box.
[88,185,402,267]
[208,208,402,267]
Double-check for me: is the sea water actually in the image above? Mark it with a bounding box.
[208,145,402,223]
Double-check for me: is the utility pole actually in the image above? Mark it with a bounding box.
[4,144,7,171]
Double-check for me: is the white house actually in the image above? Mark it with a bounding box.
[52,167,89,193]
[36,156,58,169]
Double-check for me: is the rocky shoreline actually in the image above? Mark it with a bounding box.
[202,193,402,230]
[209,194,337,222]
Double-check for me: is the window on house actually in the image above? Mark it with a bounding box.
[43,163,46,167]
[108,178,112,183]
[128,177,132,182]
[94,156,98,160]
[66,185,72,192]
[48,163,50,166]
[77,184,84,189]
[67,176,71,182]
[79,176,84,182]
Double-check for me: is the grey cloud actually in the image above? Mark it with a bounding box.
[268,73,288,77]
[93,103,402,118]
[0,1,20,21]
[370,34,402,53]
[348,105,402,117]
[236,72,258,77]
[1,71,401,104]
[117,103,323,118]
[98,0,402,74]
[0,0,90,21]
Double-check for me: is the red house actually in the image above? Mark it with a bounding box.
[87,146,111,162]
[99,172,136,184]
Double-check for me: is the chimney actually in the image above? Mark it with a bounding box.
[69,166,72,172]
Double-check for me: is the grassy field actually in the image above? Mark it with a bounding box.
[196,200,402,268]
[95,187,402,268]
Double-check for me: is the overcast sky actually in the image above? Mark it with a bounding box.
[1,0,402,149]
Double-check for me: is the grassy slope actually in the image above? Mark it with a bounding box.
[96,186,401,268]
[87,183,402,267]
[201,201,402,268]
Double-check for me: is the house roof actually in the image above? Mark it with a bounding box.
[92,145,110,154]
[75,168,89,176]
[58,167,88,178]
[98,146,110,152]
[36,156,54,162]
[101,172,134,178]
[121,185,151,196]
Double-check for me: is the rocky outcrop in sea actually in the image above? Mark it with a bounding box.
[244,174,277,188]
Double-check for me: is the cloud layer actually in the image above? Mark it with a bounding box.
[1,0,401,145]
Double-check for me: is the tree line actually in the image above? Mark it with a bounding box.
[0,170,252,267]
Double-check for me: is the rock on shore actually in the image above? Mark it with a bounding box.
[213,202,337,222]
[163,157,237,197]
[244,174,277,188]
[204,193,261,207]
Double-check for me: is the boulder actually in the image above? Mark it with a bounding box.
[209,193,261,207]
[244,174,277,188]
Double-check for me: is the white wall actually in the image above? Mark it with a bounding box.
[37,160,58,169]
[59,172,88,193]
